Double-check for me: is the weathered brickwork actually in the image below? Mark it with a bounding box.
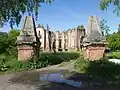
[17,16,40,61]
[83,44,105,61]
[36,26,85,51]
[17,15,106,61]
[83,16,106,61]
[18,45,34,61]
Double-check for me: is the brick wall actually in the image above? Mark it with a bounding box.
[83,44,105,61]
[18,45,34,61]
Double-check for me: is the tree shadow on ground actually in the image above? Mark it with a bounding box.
[8,68,120,90]
[73,57,120,89]
[84,59,120,87]
[8,54,120,90]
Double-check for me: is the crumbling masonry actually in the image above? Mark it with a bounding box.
[36,26,85,52]
[17,16,106,61]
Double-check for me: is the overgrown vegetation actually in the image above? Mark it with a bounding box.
[0,29,80,73]
[107,33,120,51]
[106,51,120,59]
[75,54,120,86]
[100,18,110,36]
[0,29,20,55]
[0,0,119,28]
[107,24,120,51]
[0,52,80,73]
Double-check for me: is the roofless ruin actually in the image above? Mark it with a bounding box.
[17,16,106,61]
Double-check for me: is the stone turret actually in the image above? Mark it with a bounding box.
[17,16,40,61]
[83,16,106,61]
[83,16,106,44]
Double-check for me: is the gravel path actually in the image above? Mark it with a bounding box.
[0,61,119,90]
[0,61,77,90]
[0,68,79,90]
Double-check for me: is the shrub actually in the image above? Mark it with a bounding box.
[74,56,89,73]
[107,33,120,51]
[106,51,120,59]
[75,56,120,81]
[0,52,80,73]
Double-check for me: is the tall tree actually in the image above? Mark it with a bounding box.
[118,24,120,33]
[77,25,85,30]
[0,0,52,28]
[0,0,120,29]
[107,32,120,51]
[100,18,110,36]
[0,32,9,54]
[0,29,20,54]
[8,29,20,40]
[47,24,52,52]
[100,0,120,15]
[7,29,20,55]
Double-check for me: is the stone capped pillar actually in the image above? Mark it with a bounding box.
[64,33,68,51]
[45,30,50,51]
[61,32,65,51]
[71,29,75,49]
[67,29,71,50]
[74,28,78,50]
[83,16,106,61]
[36,26,46,51]
[55,31,59,51]
[17,16,40,61]
[51,32,56,52]
[77,26,85,51]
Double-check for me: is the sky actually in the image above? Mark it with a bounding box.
[0,0,120,33]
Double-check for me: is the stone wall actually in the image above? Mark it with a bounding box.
[55,31,59,51]
[36,26,85,52]
[61,32,65,50]
[36,27,45,51]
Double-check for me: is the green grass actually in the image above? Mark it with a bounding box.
[75,55,120,86]
[0,52,80,73]
[2,50,120,86]
[106,51,120,59]
[74,56,89,73]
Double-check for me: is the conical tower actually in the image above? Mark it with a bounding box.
[82,16,107,61]
[17,16,40,61]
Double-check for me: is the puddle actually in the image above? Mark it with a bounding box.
[9,69,82,88]
[40,72,82,88]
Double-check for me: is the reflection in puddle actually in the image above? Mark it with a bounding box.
[40,73,82,88]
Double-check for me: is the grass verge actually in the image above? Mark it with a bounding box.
[0,52,80,73]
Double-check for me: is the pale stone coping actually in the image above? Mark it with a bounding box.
[17,42,36,45]
[83,42,108,46]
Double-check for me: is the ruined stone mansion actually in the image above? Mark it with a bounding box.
[17,16,106,61]
[36,25,85,52]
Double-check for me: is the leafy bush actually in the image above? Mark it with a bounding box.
[74,56,89,73]
[86,59,120,81]
[0,30,20,56]
[75,56,120,81]
[0,52,80,73]
[106,51,120,59]
[0,29,80,73]
[107,32,120,51]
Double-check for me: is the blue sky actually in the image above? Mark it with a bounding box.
[0,0,120,33]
